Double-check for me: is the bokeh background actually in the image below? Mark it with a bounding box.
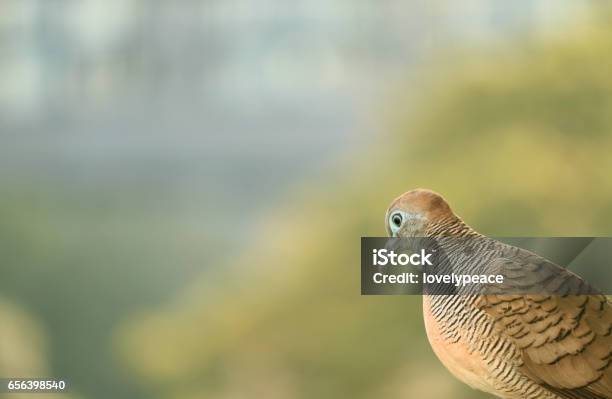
[2,1,612,398]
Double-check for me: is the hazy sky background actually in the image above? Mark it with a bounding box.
[1,2,588,224]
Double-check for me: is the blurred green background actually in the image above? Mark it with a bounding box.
[1,1,612,398]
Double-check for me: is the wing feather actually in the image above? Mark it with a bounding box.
[476,246,612,399]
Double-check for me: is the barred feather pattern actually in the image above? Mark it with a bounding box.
[422,217,612,399]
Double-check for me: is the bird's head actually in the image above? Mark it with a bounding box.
[385,189,458,237]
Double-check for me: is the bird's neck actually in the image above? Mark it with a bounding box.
[426,215,481,238]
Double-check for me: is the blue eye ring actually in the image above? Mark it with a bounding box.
[390,212,403,228]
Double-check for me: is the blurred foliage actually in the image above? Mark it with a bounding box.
[115,14,612,399]
[0,299,77,399]
[0,191,223,399]
[0,300,47,377]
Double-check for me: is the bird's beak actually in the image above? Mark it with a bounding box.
[385,237,401,252]
[385,236,417,255]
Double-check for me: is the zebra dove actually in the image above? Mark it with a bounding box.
[385,189,612,399]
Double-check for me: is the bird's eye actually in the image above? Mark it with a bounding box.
[391,212,403,228]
